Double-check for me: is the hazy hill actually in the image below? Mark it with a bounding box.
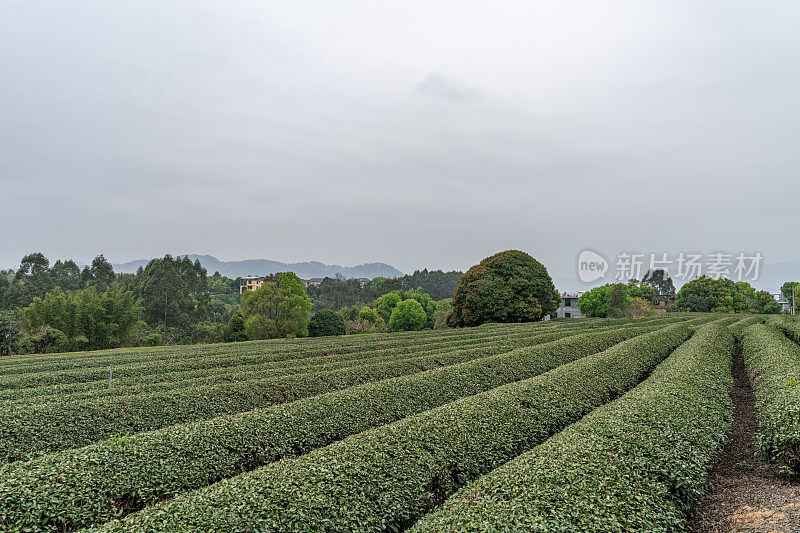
[112,255,403,280]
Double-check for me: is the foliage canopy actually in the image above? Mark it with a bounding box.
[308,309,346,337]
[446,250,559,327]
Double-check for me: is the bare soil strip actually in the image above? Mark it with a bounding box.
[690,342,800,532]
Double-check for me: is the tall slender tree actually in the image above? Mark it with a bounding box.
[89,255,116,292]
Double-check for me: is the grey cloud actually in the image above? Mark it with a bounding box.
[1,1,799,284]
[416,73,480,103]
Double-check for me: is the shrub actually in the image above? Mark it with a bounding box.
[433,299,452,329]
[0,322,568,392]
[18,325,69,354]
[0,323,666,531]
[0,323,604,463]
[629,296,655,317]
[447,250,560,327]
[742,324,800,474]
[374,290,436,328]
[413,323,733,531]
[727,315,763,340]
[770,316,800,344]
[357,306,381,325]
[388,299,427,332]
[308,310,346,337]
[1,325,571,409]
[95,324,692,532]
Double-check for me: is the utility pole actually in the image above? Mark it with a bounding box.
[794,285,796,316]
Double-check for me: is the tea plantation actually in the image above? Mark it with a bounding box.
[1,313,798,532]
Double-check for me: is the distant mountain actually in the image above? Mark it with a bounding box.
[112,254,404,280]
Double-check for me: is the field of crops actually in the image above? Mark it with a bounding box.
[2,312,799,532]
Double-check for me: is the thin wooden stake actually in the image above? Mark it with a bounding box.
[109,364,113,389]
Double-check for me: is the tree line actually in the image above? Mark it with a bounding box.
[578,269,784,317]
[0,253,463,355]
[305,269,462,310]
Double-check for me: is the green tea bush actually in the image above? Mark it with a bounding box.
[765,314,792,327]
[2,319,661,463]
[771,316,800,347]
[0,317,681,404]
[727,315,764,339]
[0,333,556,407]
[412,323,733,532]
[0,331,574,464]
[742,324,800,474]
[0,324,663,532]
[0,324,564,393]
[92,323,692,532]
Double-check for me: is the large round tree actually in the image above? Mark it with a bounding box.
[446,250,560,327]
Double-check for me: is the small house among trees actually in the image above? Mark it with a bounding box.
[556,293,585,318]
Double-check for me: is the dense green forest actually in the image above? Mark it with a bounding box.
[0,253,462,355]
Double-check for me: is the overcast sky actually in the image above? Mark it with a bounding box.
[2,1,799,279]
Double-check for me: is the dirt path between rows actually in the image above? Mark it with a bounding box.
[690,342,800,532]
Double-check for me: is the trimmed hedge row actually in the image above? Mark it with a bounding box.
[0,321,691,462]
[686,315,735,328]
[741,324,800,474]
[0,319,545,370]
[0,321,671,464]
[0,323,664,532]
[714,315,744,327]
[771,316,800,346]
[2,319,686,407]
[1,327,575,405]
[2,316,655,393]
[765,314,792,327]
[0,335,560,464]
[4,321,635,409]
[412,322,734,532]
[0,325,558,390]
[727,315,764,339]
[0,330,463,375]
[0,314,683,380]
[91,323,693,533]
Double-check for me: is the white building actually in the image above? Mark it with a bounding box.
[772,292,793,313]
[556,292,584,318]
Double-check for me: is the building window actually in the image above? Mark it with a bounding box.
[565,312,571,318]
[564,298,571,307]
